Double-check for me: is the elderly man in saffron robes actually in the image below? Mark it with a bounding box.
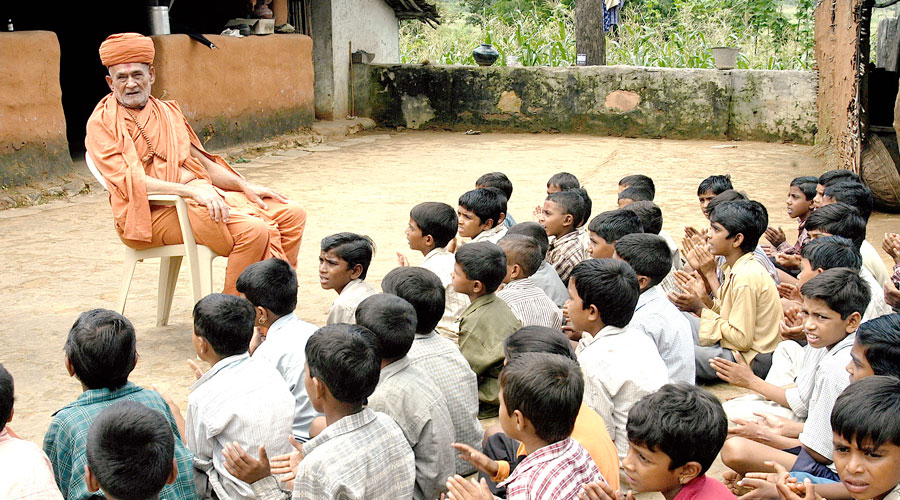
[86,33,306,295]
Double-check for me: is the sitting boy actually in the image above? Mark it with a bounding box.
[696,174,733,214]
[616,186,653,208]
[763,175,817,258]
[581,384,737,500]
[236,258,320,442]
[319,232,377,324]
[225,325,417,499]
[569,259,668,459]
[813,169,860,207]
[477,172,517,228]
[541,190,587,283]
[381,266,484,475]
[43,309,196,500]
[587,209,643,259]
[459,187,509,244]
[847,313,900,381]
[399,201,470,340]
[721,269,868,487]
[617,174,655,200]
[454,242,522,414]
[497,235,563,329]
[614,233,695,384]
[507,222,569,307]
[187,294,295,500]
[668,200,782,383]
[621,200,684,272]
[448,352,606,500]
[84,401,178,500]
[807,200,889,289]
[355,294,456,500]
[0,363,62,500]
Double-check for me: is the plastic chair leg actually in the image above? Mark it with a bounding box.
[157,256,183,327]
[198,247,216,299]
[117,252,139,315]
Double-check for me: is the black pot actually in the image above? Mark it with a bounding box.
[473,43,500,66]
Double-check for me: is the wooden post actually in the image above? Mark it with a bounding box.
[575,0,606,65]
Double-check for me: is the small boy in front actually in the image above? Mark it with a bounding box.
[187,293,295,500]
[721,269,868,488]
[579,384,737,500]
[400,201,470,340]
[355,294,457,500]
[569,258,668,459]
[319,232,377,324]
[0,363,62,500]
[587,209,643,259]
[84,401,178,500]
[223,325,416,500]
[507,222,569,308]
[453,241,522,415]
[381,266,484,475]
[458,187,509,244]
[541,189,587,283]
[447,352,606,500]
[236,258,321,442]
[477,172,517,228]
[668,200,782,383]
[497,235,563,329]
[614,233,695,384]
[43,309,197,500]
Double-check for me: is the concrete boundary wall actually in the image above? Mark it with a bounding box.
[0,31,73,187]
[357,64,818,144]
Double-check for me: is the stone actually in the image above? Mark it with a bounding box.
[400,94,435,130]
[497,90,523,114]
[63,181,85,196]
[605,90,641,112]
[46,187,64,196]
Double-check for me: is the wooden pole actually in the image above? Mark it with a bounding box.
[575,0,606,65]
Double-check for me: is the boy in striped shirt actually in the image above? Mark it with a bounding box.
[497,235,563,330]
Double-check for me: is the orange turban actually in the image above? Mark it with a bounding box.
[99,33,155,67]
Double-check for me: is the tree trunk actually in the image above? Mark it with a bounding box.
[575,0,606,65]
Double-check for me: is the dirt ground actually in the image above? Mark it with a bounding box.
[3,130,898,495]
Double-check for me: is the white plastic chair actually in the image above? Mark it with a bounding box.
[85,152,219,326]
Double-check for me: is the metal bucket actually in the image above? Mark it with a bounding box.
[149,6,171,35]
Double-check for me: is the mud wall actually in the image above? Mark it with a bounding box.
[358,64,818,144]
[0,31,73,187]
[151,34,315,149]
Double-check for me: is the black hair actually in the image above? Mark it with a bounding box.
[623,200,663,235]
[192,294,255,357]
[504,326,577,362]
[805,203,866,250]
[831,375,900,450]
[235,258,297,316]
[498,235,544,277]
[799,268,870,320]
[65,309,137,390]
[790,176,819,201]
[321,232,376,280]
[455,241,507,294]
[704,189,748,217]
[500,352,583,444]
[476,172,513,201]
[381,267,445,334]
[619,174,656,199]
[570,259,640,328]
[305,324,382,405]
[824,181,874,222]
[618,186,654,203]
[508,222,550,257]
[573,187,592,227]
[86,401,174,500]
[547,172,580,191]
[626,383,727,475]
[708,200,768,253]
[856,314,900,378]
[0,364,12,428]
[614,233,673,288]
[819,169,861,188]
[697,175,733,196]
[410,202,458,249]
[800,236,862,272]
[588,209,644,244]
[546,190,587,228]
[459,188,507,228]
[355,294,417,360]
